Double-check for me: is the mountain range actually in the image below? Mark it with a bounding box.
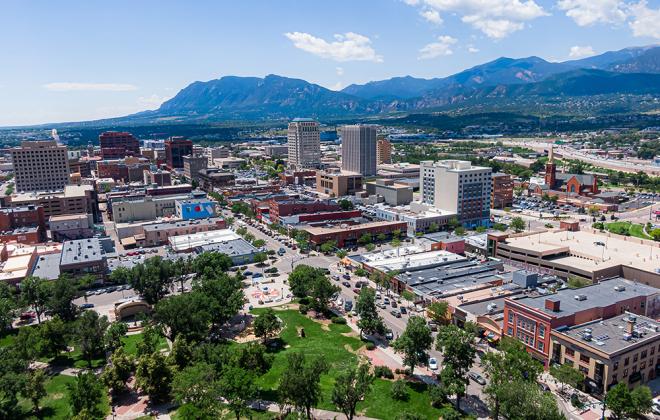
[132,45,660,123]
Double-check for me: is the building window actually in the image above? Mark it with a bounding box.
[508,312,514,323]
[565,348,575,357]
[507,327,513,336]
[539,324,545,339]
[613,361,619,371]
[633,354,638,363]
[538,342,544,351]
[580,354,590,364]
[624,357,629,366]
[623,369,628,377]
[641,350,647,359]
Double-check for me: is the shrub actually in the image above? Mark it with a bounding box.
[437,404,462,420]
[365,342,376,351]
[374,365,394,379]
[299,304,308,314]
[394,368,412,375]
[390,379,408,401]
[331,317,347,325]
[298,297,310,305]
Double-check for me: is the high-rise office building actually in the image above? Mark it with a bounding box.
[420,160,492,227]
[165,137,193,169]
[287,118,320,169]
[341,125,377,176]
[11,140,70,192]
[99,131,140,159]
[377,138,392,164]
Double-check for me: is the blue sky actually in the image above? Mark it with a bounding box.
[0,0,658,126]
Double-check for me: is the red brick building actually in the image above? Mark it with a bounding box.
[305,220,408,248]
[268,200,342,224]
[164,137,193,169]
[503,278,659,366]
[99,131,140,159]
[0,205,47,243]
[492,173,514,209]
[97,158,151,183]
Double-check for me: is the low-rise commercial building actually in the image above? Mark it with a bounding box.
[549,313,660,395]
[489,229,660,287]
[60,237,111,277]
[183,155,208,181]
[111,192,206,223]
[198,168,235,191]
[268,199,342,224]
[214,157,246,169]
[264,145,289,158]
[374,202,456,236]
[365,179,413,206]
[0,206,46,243]
[503,278,660,365]
[9,185,99,223]
[138,217,226,247]
[97,157,151,183]
[49,214,95,241]
[195,238,260,265]
[304,220,407,248]
[316,170,363,197]
[175,199,217,220]
[279,170,316,186]
[168,229,248,254]
[143,169,172,187]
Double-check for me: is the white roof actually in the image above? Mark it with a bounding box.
[168,229,241,252]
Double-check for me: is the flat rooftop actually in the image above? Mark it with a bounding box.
[304,220,404,235]
[352,248,464,272]
[169,229,241,252]
[142,217,223,232]
[376,204,456,219]
[60,238,105,266]
[554,312,660,356]
[196,238,258,257]
[509,277,659,318]
[500,230,660,274]
[31,253,61,280]
[12,184,93,201]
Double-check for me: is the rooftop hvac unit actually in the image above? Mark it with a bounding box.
[574,294,587,301]
[614,285,626,292]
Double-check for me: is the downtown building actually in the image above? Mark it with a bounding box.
[341,125,377,176]
[287,118,321,169]
[420,160,492,227]
[165,137,193,169]
[10,141,70,193]
[99,131,140,159]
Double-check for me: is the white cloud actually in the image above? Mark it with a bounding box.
[43,82,138,92]
[557,0,627,26]
[336,67,345,76]
[329,81,344,91]
[284,32,383,62]
[627,1,660,39]
[468,46,480,53]
[568,45,596,58]
[419,35,458,59]
[137,94,171,110]
[405,0,547,38]
[421,8,443,24]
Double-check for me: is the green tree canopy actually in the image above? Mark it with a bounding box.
[435,324,476,409]
[392,316,433,373]
[278,352,329,419]
[332,363,374,420]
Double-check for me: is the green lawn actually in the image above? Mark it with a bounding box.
[18,374,110,419]
[121,332,169,356]
[605,221,652,239]
[252,308,445,419]
[0,328,19,347]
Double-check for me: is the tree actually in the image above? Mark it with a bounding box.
[67,371,104,418]
[482,337,542,419]
[339,199,354,211]
[154,291,211,341]
[448,218,460,230]
[218,364,257,420]
[401,290,415,308]
[376,232,387,242]
[171,362,220,416]
[0,282,17,331]
[253,308,281,343]
[37,316,69,358]
[426,301,449,325]
[392,229,402,239]
[136,324,163,357]
[510,216,526,232]
[108,267,132,285]
[168,335,195,371]
[549,363,584,394]
[47,274,78,322]
[287,265,326,298]
[20,276,51,324]
[129,257,173,305]
[253,252,268,265]
[0,346,28,418]
[435,324,476,409]
[104,321,128,353]
[496,380,563,420]
[365,243,376,252]
[23,368,47,416]
[75,311,109,367]
[320,240,337,255]
[336,249,348,259]
[101,348,134,395]
[428,222,439,233]
[356,288,385,338]
[391,238,402,249]
[252,239,266,248]
[332,363,374,420]
[135,351,173,403]
[278,352,329,419]
[192,252,233,279]
[309,276,339,314]
[193,274,243,330]
[392,316,433,373]
[454,226,466,236]
[358,233,372,246]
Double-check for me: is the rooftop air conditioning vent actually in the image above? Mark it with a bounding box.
[574,294,587,301]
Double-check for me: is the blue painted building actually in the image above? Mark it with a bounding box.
[175,199,217,220]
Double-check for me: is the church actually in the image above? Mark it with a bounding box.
[529,146,599,197]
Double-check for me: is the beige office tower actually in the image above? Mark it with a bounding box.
[11,140,70,192]
[287,118,321,169]
[341,124,377,176]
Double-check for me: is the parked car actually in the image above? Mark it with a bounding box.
[391,301,397,308]
[79,303,95,309]
[390,310,401,318]
[468,372,486,385]
[353,288,361,294]
[385,330,394,340]
[429,357,438,371]
[342,281,351,288]
[400,307,407,315]
[383,297,390,305]
[428,322,438,332]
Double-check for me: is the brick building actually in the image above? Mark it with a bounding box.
[268,200,342,224]
[304,220,407,248]
[491,173,514,209]
[503,278,659,366]
[9,185,99,222]
[165,137,193,169]
[99,131,140,159]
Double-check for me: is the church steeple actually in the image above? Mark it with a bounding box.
[545,144,556,188]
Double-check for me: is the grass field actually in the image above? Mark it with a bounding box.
[18,374,110,420]
[121,332,169,356]
[252,308,444,419]
[605,221,652,239]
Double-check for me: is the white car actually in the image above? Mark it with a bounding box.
[429,357,438,371]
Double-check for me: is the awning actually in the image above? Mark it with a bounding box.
[120,237,137,246]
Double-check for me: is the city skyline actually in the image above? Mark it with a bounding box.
[0,0,658,126]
